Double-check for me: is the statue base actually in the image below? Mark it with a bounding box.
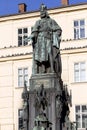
[29,73,63,130]
[30,73,61,91]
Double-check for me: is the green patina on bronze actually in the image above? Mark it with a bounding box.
[29,3,62,76]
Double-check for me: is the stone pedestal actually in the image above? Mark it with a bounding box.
[29,73,63,130]
[30,73,61,91]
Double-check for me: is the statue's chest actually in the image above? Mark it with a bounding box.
[40,20,51,28]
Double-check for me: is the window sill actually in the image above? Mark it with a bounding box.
[15,86,24,89]
[71,81,87,84]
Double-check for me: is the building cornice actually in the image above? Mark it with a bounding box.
[0,52,32,62]
[0,45,87,62]
[61,45,87,55]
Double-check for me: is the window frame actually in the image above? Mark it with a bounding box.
[18,27,28,46]
[74,62,86,82]
[75,105,87,129]
[18,67,28,87]
[18,109,23,130]
[74,19,85,39]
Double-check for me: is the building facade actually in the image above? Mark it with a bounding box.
[0,1,87,130]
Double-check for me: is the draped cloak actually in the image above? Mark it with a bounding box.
[32,17,62,63]
[31,17,62,76]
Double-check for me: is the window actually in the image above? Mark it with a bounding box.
[18,28,28,46]
[18,68,28,87]
[18,109,23,130]
[75,105,87,128]
[74,62,86,82]
[74,19,85,39]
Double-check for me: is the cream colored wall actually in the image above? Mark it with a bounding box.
[0,61,14,130]
[0,21,13,48]
[61,53,69,84]
[61,48,87,122]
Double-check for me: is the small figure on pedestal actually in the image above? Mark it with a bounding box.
[33,113,52,130]
[21,81,29,130]
[34,84,48,114]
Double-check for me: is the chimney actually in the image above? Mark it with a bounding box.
[61,0,69,6]
[18,3,27,13]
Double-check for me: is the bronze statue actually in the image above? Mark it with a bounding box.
[30,4,62,76]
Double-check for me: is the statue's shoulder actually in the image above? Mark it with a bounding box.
[47,17,56,24]
[49,17,61,29]
[50,18,57,24]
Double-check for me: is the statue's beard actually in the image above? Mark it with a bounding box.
[40,12,46,18]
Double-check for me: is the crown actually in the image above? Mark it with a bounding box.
[40,3,47,11]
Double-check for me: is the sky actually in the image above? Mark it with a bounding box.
[0,0,87,16]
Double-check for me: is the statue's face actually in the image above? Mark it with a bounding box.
[40,10,46,18]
